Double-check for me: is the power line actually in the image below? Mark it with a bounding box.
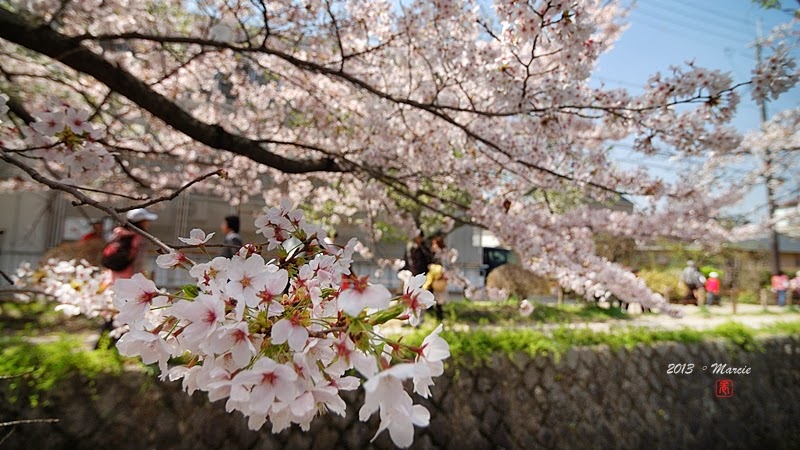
[634,10,752,48]
[642,1,752,44]
[594,75,645,89]
[632,15,752,59]
[658,0,755,29]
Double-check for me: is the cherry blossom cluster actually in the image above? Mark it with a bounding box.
[1,97,114,184]
[742,107,800,155]
[12,259,119,330]
[113,202,449,448]
[751,19,800,102]
[519,299,535,317]
[464,286,510,302]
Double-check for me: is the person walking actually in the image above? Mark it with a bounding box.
[427,234,450,322]
[680,260,704,305]
[98,208,157,348]
[220,215,243,258]
[705,272,721,306]
[103,208,158,283]
[771,271,790,307]
[79,219,107,267]
[403,230,432,277]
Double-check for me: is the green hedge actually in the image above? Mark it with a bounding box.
[396,320,800,366]
[0,335,124,406]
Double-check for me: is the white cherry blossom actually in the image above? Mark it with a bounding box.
[178,228,215,245]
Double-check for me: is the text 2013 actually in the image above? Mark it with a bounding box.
[666,363,694,374]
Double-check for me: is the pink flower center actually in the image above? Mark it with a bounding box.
[341,275,369,293]
[402,293,420,310]
[261,372,277,385]
[137,291,157,305]
[257,289,273,303]
[203,309,217,324]
[232,329,247,343]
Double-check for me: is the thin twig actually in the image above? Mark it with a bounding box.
[308,326,347,338]
[169,242,246,250]
[64,183,145,200]
[0,419,60,427]
[0,152,177,256]
[0,428,14,447]
[115,169,224,212]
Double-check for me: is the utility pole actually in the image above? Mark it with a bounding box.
[756,19,782,276]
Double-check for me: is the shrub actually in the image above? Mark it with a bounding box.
[638,268,687,300]
[699,266,723,278]
[486,263,551,298]
[735,290,759,304]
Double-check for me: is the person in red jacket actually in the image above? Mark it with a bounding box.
[705,272,721,306]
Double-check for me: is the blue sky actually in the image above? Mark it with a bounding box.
[594,0,799,220]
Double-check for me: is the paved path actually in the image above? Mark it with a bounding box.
[382,301,800,335]
[604,302,800,331]
[525,296,800,332]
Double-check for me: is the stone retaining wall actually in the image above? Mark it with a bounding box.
[2,336,799,449]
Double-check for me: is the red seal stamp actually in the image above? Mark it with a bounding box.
[715,379,734,398]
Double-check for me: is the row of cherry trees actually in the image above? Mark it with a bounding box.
[1,1,799,444]
[2,1,797,310]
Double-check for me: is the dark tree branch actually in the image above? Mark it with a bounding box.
[0,269,15,285]
[58,30,639,194]
[0,9,342,175]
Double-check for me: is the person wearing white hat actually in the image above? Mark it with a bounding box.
[126,208,158,224]
[102,208,158,282]
[705,272,721,306]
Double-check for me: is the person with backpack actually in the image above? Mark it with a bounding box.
[680,260,704,305]
[102,208,158,282]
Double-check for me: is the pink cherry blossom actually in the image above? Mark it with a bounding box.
[360,363,431,448]
[189,257,230,287]
[226,254,271,306]
[400,274,435,326]
[169,294,225,344]
[65,107,93,134]
[156,251,189,269]
[337,276,392,316]
[178,228,215,245]
[116,330,171,374]
[519,299,535,317]
[231,357,299,415]
[112,273,168,327]
[30,111,65,136]
[246,268,288,313]
[206,321,257,368]
[271,315,309,351]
